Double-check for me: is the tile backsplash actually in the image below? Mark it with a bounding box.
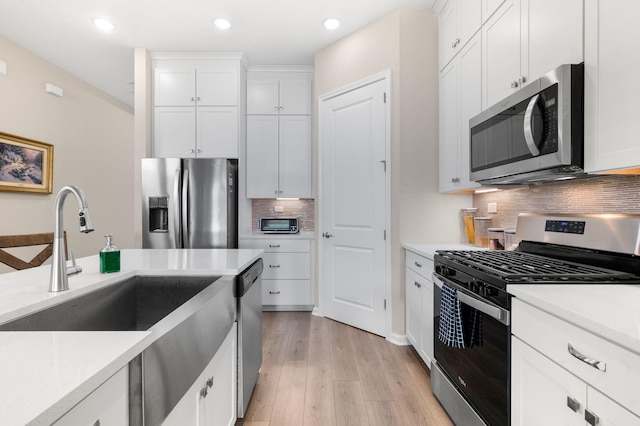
[251,199,315,232]
[473,175,640,230]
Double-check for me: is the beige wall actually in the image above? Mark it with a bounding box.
[314,9,471,337]
[0,37,135,273]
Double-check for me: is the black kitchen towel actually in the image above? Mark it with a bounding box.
[438,283,465,348]
[462,304,483,348]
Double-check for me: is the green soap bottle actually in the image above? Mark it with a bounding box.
[100,234,120,273]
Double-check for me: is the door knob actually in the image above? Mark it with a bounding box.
[322,232,334,239]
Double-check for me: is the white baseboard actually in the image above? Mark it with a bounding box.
[387,332,410,346]
[311,306,323,317]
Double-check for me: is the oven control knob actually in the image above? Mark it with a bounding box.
[436,265,451,276]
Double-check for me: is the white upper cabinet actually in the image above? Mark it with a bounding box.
[438,0,482,70]
[247,72,312,115]
[482,0,506,23]
[154,60,239,107]
[246,69,313,198]
[584,0,640,173]
[439,32,482,192]
[482,0,583,108]
[152,56,244,158]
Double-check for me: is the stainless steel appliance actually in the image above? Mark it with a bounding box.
[236,259,263,418]
[469,64,585,185]
[432,213,640,426]
[142,158,238,249]
[258,217,299,234]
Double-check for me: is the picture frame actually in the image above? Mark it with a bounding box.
[0,132,54,194]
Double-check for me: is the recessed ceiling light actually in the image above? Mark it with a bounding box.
[93,18,115,32]
[324,18,340,30]
[214,18,232,30]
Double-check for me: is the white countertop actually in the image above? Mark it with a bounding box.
[402,242,482,260]
[0,248,262,425]
[508,283,640,356]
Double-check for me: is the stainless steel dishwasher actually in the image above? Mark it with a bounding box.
[236,258,263,418]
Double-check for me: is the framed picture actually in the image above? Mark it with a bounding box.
[0,132,53,194]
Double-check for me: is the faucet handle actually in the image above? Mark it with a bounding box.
[66,249,83,277]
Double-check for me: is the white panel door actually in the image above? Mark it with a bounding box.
[246,115,279,198]
[320,78,387,337]
[153,107,196,157]
[483,0,522,108]
[197,106,238,158]
[279,115,312,198]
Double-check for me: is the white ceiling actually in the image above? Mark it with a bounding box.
[0,0,435,107]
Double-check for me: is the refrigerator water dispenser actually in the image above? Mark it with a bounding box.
[148,196,169,232]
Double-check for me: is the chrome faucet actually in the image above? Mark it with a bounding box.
[49,185,95,292]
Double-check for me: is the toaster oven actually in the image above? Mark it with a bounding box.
[258,217,299,234]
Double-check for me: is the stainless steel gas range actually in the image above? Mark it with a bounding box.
[431,213,640,426]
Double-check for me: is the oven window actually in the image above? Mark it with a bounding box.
[434,285,510,426]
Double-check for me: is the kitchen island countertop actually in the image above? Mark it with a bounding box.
[0,248,262,426]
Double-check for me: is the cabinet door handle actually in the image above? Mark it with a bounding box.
[200,386,208,398]
[451,177,460,183]
[511,80,519,89]
[585,409,599,426]
[414,261,422,268]
[190,96,195,101]
[452,38,460,48]
[567,343,606,372]
[206,376,214,388]
[269,291,281,295]
[414,281,421,288]
[269,264,281,268]
[274,106,279,111]
[269,244,281,248]
[93,421,101,426]
[279,106,284,111]
[566,396,581,413]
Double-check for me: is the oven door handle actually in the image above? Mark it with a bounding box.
[433,273,510,326]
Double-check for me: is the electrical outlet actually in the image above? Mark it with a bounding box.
[487,202,498,214]
[274,205,284,213]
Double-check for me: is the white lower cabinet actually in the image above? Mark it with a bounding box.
[162,323,237,426]
[512,299,640,425]
[404,250,434,368]
[240,238,313,310]
[54,367,128,426]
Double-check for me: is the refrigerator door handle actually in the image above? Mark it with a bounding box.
[182,168,190,248]
[172,168,182,248]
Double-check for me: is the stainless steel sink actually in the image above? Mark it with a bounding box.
[0,275,217,331]
[0,274,237,426]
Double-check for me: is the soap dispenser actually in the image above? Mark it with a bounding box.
[100,234,120,273]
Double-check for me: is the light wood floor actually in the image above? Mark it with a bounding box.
[236,312,453,426]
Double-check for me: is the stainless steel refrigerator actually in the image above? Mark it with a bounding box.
[142,158,238,249]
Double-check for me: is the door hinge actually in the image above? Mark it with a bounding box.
[383,92,387,103]
[384,299,387,310]
[384,230,387,240]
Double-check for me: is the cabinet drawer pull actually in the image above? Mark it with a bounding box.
[566,396,580,413]
[269,244,281,248]
[585,409,599,426]
[414,261,422,268]
[269,264,281,268]
[414,281,422,288]
[269,291,281,295]
[567,343,606,372]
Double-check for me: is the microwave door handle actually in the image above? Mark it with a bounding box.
[523,94,541,156]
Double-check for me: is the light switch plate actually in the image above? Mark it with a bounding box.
[487,202,498,214]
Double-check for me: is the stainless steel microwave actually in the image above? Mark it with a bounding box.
[258,217,299,233]
[469,63,585,185]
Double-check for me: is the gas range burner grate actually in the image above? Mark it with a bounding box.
[437,250,639,284]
